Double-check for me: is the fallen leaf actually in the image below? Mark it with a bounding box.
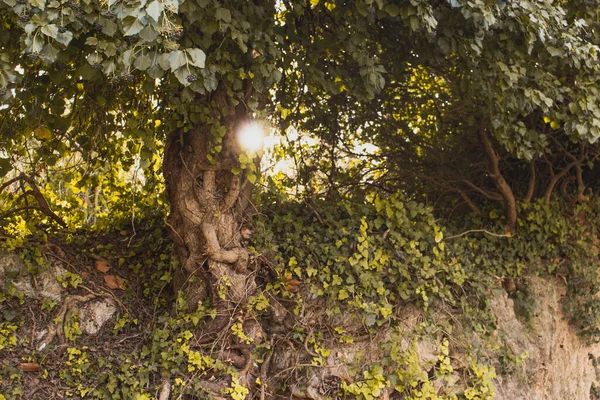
[80,271,89,279]
[19,363,40,372]
[104,275,126,290]
[241,227,253,240]
[95,259,111,273]
[282,279,301,292]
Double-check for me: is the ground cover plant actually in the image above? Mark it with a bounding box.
[3,0,600,398]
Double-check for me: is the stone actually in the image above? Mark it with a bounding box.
[491,277,600,400]
[79,298,117,335]
[0,252,67,301]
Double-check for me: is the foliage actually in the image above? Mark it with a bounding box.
[3,0,600,398]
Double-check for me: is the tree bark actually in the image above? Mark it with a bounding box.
[524,160,536,203]
[162,89,260,381]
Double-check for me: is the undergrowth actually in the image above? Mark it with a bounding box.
[1,194,600,399]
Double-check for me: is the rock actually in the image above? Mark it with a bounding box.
[0,252,67,301]
[0,253,26,286]
[492,277,600,400]
[79,298,117,335]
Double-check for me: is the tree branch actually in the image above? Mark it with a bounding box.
[477,125,517,231]
[451,188,485,218]
[544,143,585,203]
[524,160,536,203]
[460,180,503,201]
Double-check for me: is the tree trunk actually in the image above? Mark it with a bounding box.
[162,89,259,381]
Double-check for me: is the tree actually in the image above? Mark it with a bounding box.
[2,0,600,395]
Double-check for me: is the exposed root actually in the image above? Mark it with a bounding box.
[158,380,171,400]
[260,336,275,400]
[39,293,97,350]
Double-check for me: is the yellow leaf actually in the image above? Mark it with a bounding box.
[310,0,319,6]
[550,121,560,129]
[543,116,551,123]
[34,126,52,140]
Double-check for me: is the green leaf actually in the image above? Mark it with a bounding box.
[30,0,45,10]
[102,20,118,37]
[139,25,159,42]
[215,8,231,23]
[169,50,186,71]
[173,67,191,86]
[0,158,11,178]
[158,53,171,70]
[385,4,400,17]
[34,126,52,139]
[40,24,58,39]
[187,48,206,69]
[123,18,145,36]
[147,64,164,79]
[338,288,349,300]
[134,55,152,71]
[55,30,73,46]
[146,0,163,22]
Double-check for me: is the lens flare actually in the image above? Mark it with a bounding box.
[237,121,265,153]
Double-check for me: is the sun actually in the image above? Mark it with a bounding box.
[236,121,265,154]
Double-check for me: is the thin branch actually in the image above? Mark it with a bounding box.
[444,229,513,240]
[0,175,23,194]
[1,174,67,227]
[544,143,585,203]
[460,180,503,201]
[451,188,485,218]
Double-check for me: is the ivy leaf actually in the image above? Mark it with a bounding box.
[55,30,73,46]
[40,24,58,39]
[102,60,116,75]
[169,50,186,71]
[123,18,145,36]
[102,20,118,37]
[338,288,349,300]
[187,48,206,69]
[41,43,60,63]
[146,0,164,22]
[30,0,45,10]
[0,158,11,178]
[147,64,164,79]
[385,4,400,17]
[139,25,159,42]
[173,66,191,86]
[134,54,152,71]
[31,35,44,53]
[34,126,52,139]
[215,8,231,23]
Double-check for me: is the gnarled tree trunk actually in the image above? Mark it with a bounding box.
[162,88,259,381]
